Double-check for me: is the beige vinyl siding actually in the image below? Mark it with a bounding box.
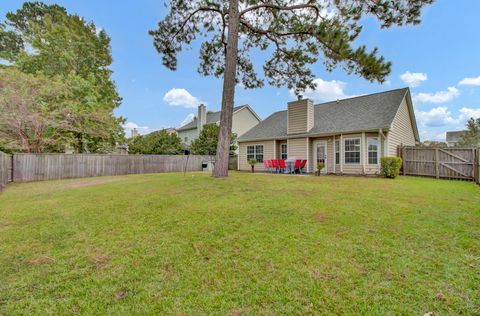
[231,107,261,154]
[287,99,313,134]
[238,140,274,171]
[388,96,416,156]
[287,137,308,160]
[307,101,314,131]
[177,128,198,146]
[232,107,261,138]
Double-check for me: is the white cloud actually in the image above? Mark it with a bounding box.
[123,122,150,136]
[416,106,480,141]
[163,88,206,108]
[420,130,447,142]
[459,76,480,86]
[291,78,354,102]
[413,87,460,104]
[458,107,480,121]
[180,113,195,127]
[400,71,427,87]
[416,106,457,127]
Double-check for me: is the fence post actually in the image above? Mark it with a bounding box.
[402,147,406,175]
[473,147,480,184]
[435,148,439,179]
[10,154,14,183]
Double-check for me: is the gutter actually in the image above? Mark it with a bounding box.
[238,127,391,143]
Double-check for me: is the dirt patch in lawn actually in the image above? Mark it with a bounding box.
[61,178,125,189]
[27,255,56,265]
[313,212,329,222]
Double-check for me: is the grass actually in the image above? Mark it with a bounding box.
[0,172,479,315]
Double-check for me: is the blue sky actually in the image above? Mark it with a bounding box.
[1,1,480,141]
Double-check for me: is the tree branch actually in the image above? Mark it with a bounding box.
[239,3,320,21]
[172,7,228,47]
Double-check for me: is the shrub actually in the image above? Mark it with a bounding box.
[248,159,257,173]
[316,162,325,175]
[381,157,402,178]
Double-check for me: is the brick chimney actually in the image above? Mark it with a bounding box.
[287,98,314,134]
[197,104,207,136]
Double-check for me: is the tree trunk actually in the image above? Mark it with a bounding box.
[213,0,239,178]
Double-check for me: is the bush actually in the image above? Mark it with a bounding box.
[381,157,402,178]
[316,162,325,175]
[248,159,257,173]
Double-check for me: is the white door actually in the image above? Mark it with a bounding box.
[314,141,327,174]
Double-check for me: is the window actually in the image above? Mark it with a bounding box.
[368,137,378,164]
[246,145,264,163]
[335,140,340,164]
[344,138,360,164]
[281,143,287,160]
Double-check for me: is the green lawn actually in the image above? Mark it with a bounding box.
[0,172,479,315]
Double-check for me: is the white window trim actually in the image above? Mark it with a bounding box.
[334,139,340,165]
[280,143,288,160]
[344,137,362,165]
[367,137,379,165]
[246,144,264,163]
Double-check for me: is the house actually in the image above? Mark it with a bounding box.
[237,88,420,175]
[177,104,261,152]
[446,131,467,147]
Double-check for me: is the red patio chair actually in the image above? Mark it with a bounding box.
[271,159,279,173]
[267,160,273,173]
[263,160,269,173]
[300,160,307,174]
[293,159,301,174]
[279,159,286,173]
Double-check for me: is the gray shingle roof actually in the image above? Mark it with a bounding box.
[177,105,247,131]
[238,88,417,141]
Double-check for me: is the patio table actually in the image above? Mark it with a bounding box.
[285,157,297,174]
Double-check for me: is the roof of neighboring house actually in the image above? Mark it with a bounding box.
[446,131,467,142]
[238,88,419,141]
[177,105,249,132]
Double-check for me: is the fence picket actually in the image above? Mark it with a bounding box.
[11,154,214,182]
[400,146,478,182]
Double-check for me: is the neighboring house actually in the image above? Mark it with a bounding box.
[177,104,261,152]
[446,131,467,147]
[237,88,420,175]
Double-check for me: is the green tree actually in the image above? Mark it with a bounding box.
[458,117,480,147]
[419,141,448,148]
[128,130,184,155]
[0,68,73,153]
[0,2,124,152]
[190,124,237,155]
[151,0,432,178]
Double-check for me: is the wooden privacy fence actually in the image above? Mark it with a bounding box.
[0,151,11,191]
[399,146,479,182]
[12,154,214,182]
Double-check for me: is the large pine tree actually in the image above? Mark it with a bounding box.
[151,0,433,177]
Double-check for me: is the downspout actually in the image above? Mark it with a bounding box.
[340,134,343,174]
[379,129,388,157]
[378,130,383,173]
[333,135,336,174]
[362,132,366,175]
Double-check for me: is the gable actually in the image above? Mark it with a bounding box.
[232,106,262,137]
